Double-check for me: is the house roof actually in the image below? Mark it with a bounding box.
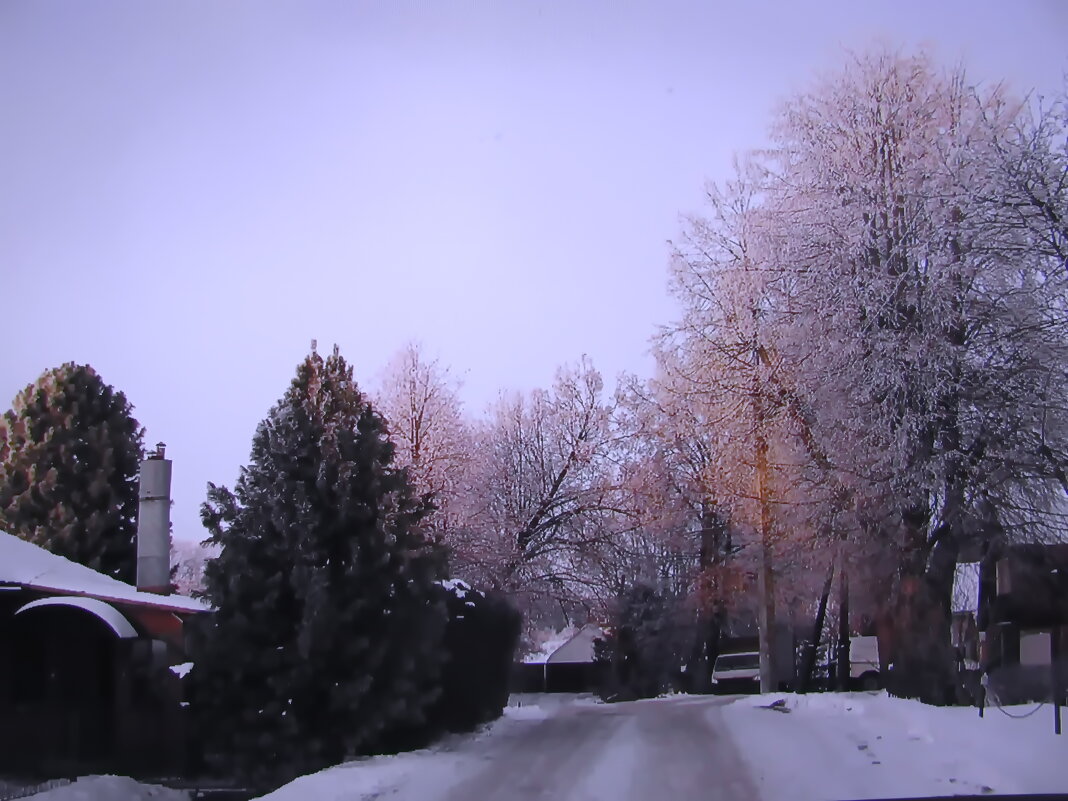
[546,623,605,664]
[0,530,209,614]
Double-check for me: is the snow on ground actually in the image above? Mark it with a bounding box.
[506,692,599,710]
[256,693,751,801]
[723,691,1068,800]
[255,750,459,801]
[256,698,561,801]
[25,775,188,801]
[502,703,551,720]
[29,692,1067,801]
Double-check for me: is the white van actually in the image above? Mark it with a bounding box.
[711,651,761,688]
[848,635,881,690]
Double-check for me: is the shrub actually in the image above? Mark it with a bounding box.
[595,583,691,701]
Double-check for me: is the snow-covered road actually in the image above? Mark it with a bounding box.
[439,695,755,801]
[260,695,757,801]
[27,692,1068,800]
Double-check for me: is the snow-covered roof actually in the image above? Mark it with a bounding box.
[0,530,209,614]
[16,596,140,638]
[522,626,579,664]
[546,624,605,664]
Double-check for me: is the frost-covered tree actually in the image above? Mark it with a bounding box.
[459,357,624,623]
[768,52,1068,698]
[666,49,1068,700]
[170,539,215,596]
[375,342,471,542]
[0,363,144,582]
[612,371,764,684]
[189,346,448,783]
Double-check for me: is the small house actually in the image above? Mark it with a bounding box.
[980,543,1068,702]
[0,531,209,777]
[0,446,210,778]
[513,624,605,693]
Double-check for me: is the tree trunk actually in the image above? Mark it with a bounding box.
[836,563,851,691]
[687,609,721,693]
[798,563,834,693]
[889,530,960,704]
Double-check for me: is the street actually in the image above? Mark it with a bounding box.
[441,696,758,801]
[262,695,759,801]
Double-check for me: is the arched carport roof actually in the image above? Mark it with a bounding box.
[15,596,139,638]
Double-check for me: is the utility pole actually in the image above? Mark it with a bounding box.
[753,336,777,693]
[836,551,851,691]
[1053,626,1062,735]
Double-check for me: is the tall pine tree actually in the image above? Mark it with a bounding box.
[0,363,144,582]
[190,346,448,784]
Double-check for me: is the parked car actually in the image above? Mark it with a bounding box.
[711,651,761,693]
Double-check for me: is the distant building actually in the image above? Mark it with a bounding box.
[513,624,606,692]
[953,543,1068,703]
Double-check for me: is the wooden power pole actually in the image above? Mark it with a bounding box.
[753,340,777,693]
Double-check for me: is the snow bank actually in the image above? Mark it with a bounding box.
[258,694,564,801]
[507,692,598,710]
[26,775,188,800]
[723,692,1068,799]
[255,751,458,801]
[503,703,550,720]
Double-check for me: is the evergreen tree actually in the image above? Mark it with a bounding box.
[0,363,144,582]
[189,346,448,784]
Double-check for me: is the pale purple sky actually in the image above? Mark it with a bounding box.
[2,1,1066,543]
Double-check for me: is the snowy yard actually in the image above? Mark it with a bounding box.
[21,776,187,801]
[724,692,1068,799]
[23,692,1068,800]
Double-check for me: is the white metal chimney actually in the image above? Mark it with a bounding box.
[136,442,172,594]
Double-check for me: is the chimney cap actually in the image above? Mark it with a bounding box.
[150,442,167,460]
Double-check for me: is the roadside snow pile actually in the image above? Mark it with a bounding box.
[723,691,1067,800]
[503,703,551,720]
[257,696,558,801]
[255,749,462,801]
[507,692,598,710]
[26,775,188,800]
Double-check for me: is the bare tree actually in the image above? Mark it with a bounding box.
[170,538,217,596]
[457,357,626,624]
